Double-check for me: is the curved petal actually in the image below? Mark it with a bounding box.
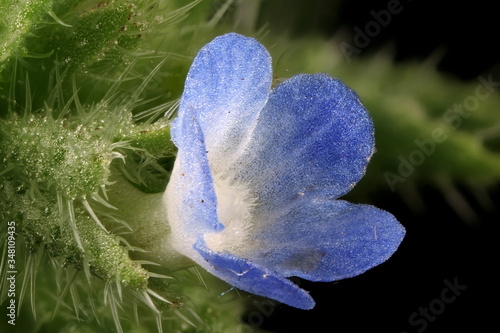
[173,33,272,162]
[165,118,223,258]
[219,74,375,220]
[244,199,405,282]
[194,238,315,310]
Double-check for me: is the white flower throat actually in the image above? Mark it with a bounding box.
[204,174,257,253]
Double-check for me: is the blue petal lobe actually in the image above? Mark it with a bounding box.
[165,117,223,251]
[224,74,374,219]
[246,200,405,282]
[174,33,272,161]
[194,238,315,310]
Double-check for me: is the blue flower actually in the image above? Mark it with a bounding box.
[164,33,405,310]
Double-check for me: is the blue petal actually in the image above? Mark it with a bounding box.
[165,117,223,252]
[221,74,375,218]
[173,33,272,161]
[193,238,315,310]
[245,199,405,282]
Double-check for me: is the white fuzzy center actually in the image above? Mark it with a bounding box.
[204,174,257,253]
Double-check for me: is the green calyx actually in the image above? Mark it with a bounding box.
[1,113,114,200]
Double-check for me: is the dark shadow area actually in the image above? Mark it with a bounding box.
[258,0,499,80]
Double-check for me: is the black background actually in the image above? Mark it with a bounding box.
[245,1,499,332]
[337,0,500,81]
[257,0,500,80]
